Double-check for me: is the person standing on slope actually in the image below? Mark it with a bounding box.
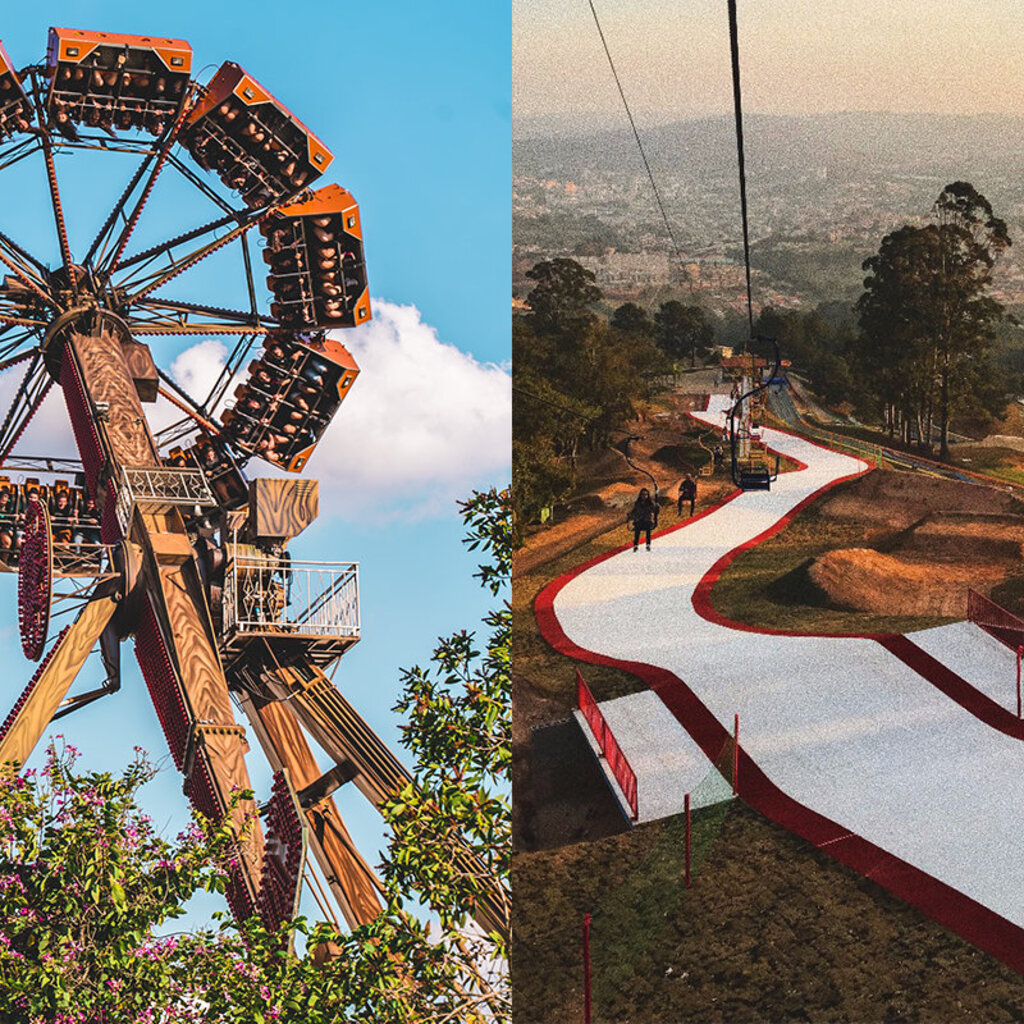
[627,487,659,552]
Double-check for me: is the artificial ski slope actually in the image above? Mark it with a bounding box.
[536,394,1024,973]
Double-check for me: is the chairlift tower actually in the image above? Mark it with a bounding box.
[0,27,505,940]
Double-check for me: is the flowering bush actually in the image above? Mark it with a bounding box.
[0,740,238,1022]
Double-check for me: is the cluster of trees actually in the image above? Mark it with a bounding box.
[516,184,1018,533]
[755,182,1017,457]
[513,258,717,529]
[857,182,1012,458]
[0,491,510,1024]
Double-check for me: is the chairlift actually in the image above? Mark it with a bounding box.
[729,338,782,492]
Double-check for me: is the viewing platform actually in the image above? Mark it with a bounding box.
[220,547,360,671]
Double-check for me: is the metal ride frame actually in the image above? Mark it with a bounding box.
[0,28,507,943]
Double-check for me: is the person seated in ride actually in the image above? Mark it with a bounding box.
[199,443,226,476]
[626,486,659,552]
[74,496,102,548]
[300,357,329,388]
[49,489,76,544]
[16,486,42,548]
[264,226,297,253]
[292,379,321,405]
[677,474,697,518]
[253,363,287,393]
[0,488,16,554]
[263,342,299,372]
[257,433,286,463]
[238,393,269,420]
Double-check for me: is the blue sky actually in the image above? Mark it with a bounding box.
[0,2,510,929]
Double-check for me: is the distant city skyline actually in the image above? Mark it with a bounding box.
[514,0,1024,131]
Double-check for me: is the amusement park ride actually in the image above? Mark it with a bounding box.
[0,27,506,940]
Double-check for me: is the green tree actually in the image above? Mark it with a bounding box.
[0,492,512,1023]
[610,302,654,337]
[525,258,601,333]
[653,301,714,367]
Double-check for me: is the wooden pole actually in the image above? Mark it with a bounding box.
[684,792,691,889]
[582,912,592,1024]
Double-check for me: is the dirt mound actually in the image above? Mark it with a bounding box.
[651,443,706,472]
[817,469,1022,530]
[807,548,1003,617]
[977,434,1024,452]
[896,512,1024,562]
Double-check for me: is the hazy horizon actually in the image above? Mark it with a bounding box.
[513,108,1024,140]
[514,1,1024,128]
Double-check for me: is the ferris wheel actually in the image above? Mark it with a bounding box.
[0,26,507,941]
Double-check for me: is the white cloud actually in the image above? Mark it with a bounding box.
[171,300,510,519]
[170,340,229,408]
[0,361,78,461]
[0,305,510,520]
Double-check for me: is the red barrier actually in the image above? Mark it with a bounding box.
[582,912,592,1024]
[684,792,691,889]
[733,713,740,796]
[1018,647,1022,720]
[968,589,1024,652]
[577,669,639,820]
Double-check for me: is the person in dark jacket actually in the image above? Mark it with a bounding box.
[678,474,697,517]
[626,487,659,552]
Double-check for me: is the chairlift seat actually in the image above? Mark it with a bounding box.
[738,468,772,491]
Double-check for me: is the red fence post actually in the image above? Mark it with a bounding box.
[684,792,691,889]
[733,713,740,796]
[582,912,592,1024]
[1017,647,1022,720]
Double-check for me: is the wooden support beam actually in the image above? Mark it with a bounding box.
[61,323,267,918]
[263,662,509,939]
[0,594,117,770]
[237,689,383,929]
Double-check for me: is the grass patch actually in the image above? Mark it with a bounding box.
[708,478,958,636]
[589,800,733,1010]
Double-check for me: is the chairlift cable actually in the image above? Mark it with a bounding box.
[727,0,756,347]
[587,0,687,271]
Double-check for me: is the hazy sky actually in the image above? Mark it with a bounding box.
[514,0,1024,127]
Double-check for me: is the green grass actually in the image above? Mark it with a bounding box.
[588,801,733,1009]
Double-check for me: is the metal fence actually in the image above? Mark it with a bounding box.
[223,547,360,640]
[115,466,216,533]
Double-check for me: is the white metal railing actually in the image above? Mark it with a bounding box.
[223,549,360,641]
[115,466,217,534]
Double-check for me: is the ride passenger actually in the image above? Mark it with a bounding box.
[74,496,102,549]
[0,489,16,554]
[626,487,659,552]
[50,489,75,544]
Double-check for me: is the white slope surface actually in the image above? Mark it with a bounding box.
[556,395,1024,927]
